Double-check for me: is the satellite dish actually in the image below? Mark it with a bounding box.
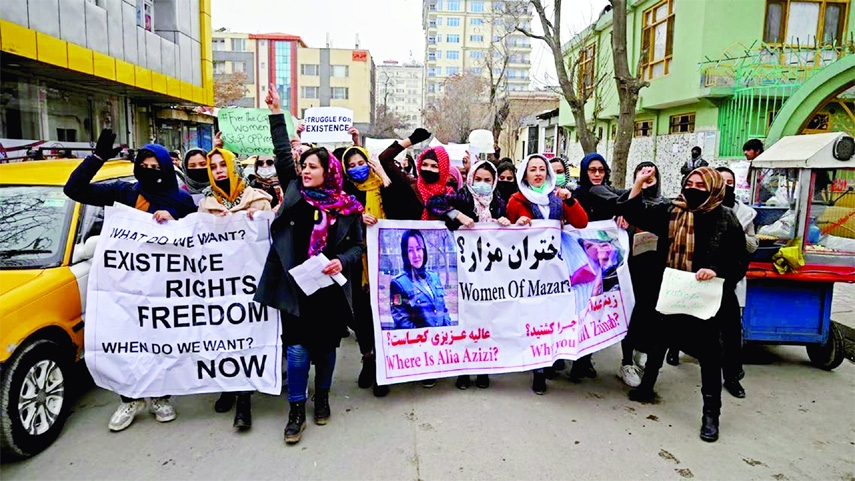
[468,129,494,152]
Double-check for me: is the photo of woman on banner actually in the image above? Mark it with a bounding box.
[389,229,453,330]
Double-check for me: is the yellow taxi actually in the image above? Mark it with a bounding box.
[0,159,134,459]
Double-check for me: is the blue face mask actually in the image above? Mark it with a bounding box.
[347,164,370,183]
[471,181,493,197]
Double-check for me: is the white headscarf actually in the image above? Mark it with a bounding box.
[516,153,556,219]
[466,160,498,223]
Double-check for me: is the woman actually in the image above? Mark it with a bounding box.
[249,155,284,208]
[549,156,571,189]
[415,146,455,220]
[618,166,748,442]
[198,147,272,430]
[389,229,452,330]
[505,154,588,394]
[495,159,518,204]
[255,86,364,445]
[181,148,210,200]
[619,162,667,388]
[198,147,273,216]
[64,129,196,433]
[428,160,511,390]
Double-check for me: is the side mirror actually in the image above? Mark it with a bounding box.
[73,235,101,263]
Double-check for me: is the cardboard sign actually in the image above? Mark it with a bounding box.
[219,108,295,155]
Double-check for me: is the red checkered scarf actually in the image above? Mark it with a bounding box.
[416,146,452,220]
[667,167,725,272]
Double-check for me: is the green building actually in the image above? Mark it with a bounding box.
[558,0,855,194]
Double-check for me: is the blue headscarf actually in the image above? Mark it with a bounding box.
[134,143,197,219]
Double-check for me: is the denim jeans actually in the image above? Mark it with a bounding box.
[286,344,336,403]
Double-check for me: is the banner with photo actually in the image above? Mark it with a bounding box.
[85,206,282,398]
[367,220,633,385]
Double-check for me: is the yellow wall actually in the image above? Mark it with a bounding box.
[295,48,373,123]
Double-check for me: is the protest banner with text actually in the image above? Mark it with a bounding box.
[85,207,282,398]
[300,107,354,143]
[367,220,633,385]
[219,107,295,156]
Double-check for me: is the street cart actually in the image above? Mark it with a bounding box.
[743,132,855,370]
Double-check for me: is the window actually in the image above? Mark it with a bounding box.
[428,36,436,44]
[447,0,461,11]
[447,17,460,26]
[428,51,437,61]
[447,34,460,43]
[331,65,349,77]
[301,86,319,99]
[470,50,484,59]
[470,67,483,74]
[212,38,226,51]
[301,64,319,75]
[634,120,653,137]
[578,43,596,95]
[437,34,443,43]
[446,66,460,75]
[56,128,77,142]
[470,35,484,42]
[331,87,349,99]
[493,35,501,42]
[669,113,695,133]
[470,1,485,12]
[231,38,246,52]
[470,18,484,25]
[428,68,437,77]
[764,0,848,45]
[447,50,460,59]
[232,61,246,73]
[436,17,443,26]
[641,0,674,80]
[436,50,442,59]
[213,60,226,74]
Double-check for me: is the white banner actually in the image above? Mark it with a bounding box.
[655,267,724,320]
[300,107,354,143]
[367,220,633,384]
[85,207,282,398]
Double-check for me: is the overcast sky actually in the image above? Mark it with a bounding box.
[211,0,609,88]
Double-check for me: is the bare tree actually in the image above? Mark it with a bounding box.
[370,104,407,139]
[423,73,489,144]
[608,0,649,187]
[213,71,249,107]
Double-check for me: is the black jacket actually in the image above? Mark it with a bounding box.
[426,187,506,230]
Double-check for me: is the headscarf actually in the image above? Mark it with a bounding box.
[400,230,428,279]
[495,160,518,200]
[448,166,463,191]
[578,152,611,191]
[516,153,556,219]
[667,167,726,272]
[343,146,385,219]
[133,143,197,219]
[416,146,452,220]
[466,160,498,223]
[633,161,662,200]
[300,149,365,257]
[206,148,247,207]
[181,148,209,194]
[550,156,571,187]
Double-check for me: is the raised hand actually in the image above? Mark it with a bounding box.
[265,84,282,114]
[94,129,121,161]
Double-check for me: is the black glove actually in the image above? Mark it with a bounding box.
[94,129,121,161]
[408,128,431,145]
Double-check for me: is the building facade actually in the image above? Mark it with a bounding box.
[559,0,855,195]
[375,60,424,135]
[0,0,214,158]
[212,30,256,108]
[422,0,533,106]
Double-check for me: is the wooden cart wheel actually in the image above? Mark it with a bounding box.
[806,322,845,371]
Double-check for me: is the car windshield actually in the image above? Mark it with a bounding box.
[0,186,74,269]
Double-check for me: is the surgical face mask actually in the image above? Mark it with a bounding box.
[347,164,371,183]
[256,166,277,178]
[554,173,567,187]
[682,188,710,210]
[186,168,209,184]
[530,183,547,194]
[471,181,492,197]
[420,169,440,184]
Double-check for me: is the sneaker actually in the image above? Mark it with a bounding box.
[618,364,642,388]
[149,397,177,423]
[633,351,648,371]
[420,378,437,389]
[109,400,146,432]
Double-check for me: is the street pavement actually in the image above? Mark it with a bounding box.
[3,285,854,481]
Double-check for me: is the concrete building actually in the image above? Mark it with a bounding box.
[0,0,214,157]
[422,0,533,106]
[376,60,424,135]
[211,30,255,107]
[559,0,855,195]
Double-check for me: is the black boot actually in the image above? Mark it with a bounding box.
[532,371,547,395]
[723,379,746,398]
[455,375,471,390]
[313,389,331,425]
[569,355,596,383]
[373,382,390,397]
[475,374,490,389]
[214,392,236,413]
[233,393,252,431]
[358,354,376,389]
[666,348,680,366]
[700,395,721,442]
[284,401,307,444]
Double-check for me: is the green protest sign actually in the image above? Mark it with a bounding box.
[218,108,295,156]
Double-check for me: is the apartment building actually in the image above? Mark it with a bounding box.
[376,60,424,134]
[295,47,375,130]
[212,30,256,107]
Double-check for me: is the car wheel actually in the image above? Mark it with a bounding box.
[1,339,71,460]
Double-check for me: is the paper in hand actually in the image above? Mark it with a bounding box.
[288,253,346,296]
[655,268,724,320]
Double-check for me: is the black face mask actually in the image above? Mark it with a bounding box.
[135,167,168,192]
[215,178,231,195]
[420,170,440,184]
[642,184,659,199]
[497,180,518,199]
[186,168,209,184]
[723,185,736,208]
[682,188,710,210]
